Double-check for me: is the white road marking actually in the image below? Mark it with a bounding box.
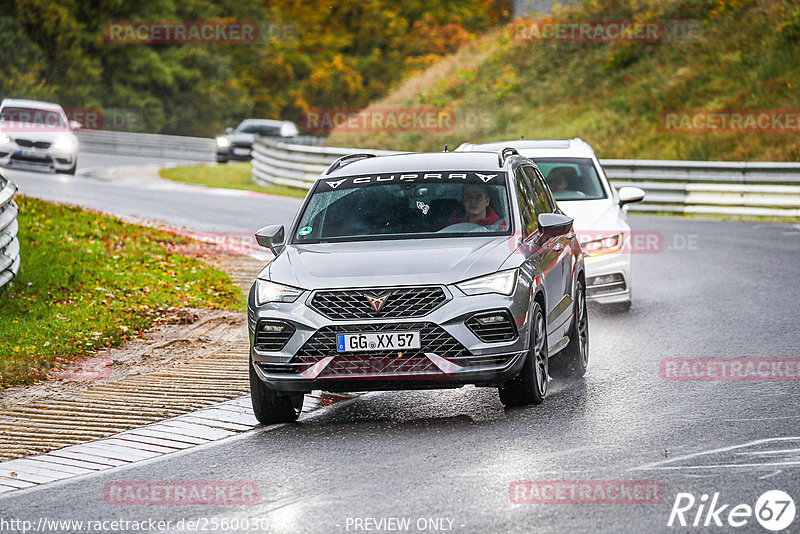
[633,437,800,471]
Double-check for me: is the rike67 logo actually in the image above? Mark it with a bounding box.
[668,490,795,531]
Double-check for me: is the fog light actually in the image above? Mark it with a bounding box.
[260,323,286,333]
[475,315,506,326]
[589,273,624,286]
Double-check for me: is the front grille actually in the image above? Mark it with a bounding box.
[10,154,52,164]
[291,322,470,375]
[310,287,447,320]
[254,320,295,351]
[466,310,518,343]
[15,139,51,149]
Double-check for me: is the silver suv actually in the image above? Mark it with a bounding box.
[248,149,588,423]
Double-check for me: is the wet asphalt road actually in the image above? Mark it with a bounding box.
[1,155,800,533]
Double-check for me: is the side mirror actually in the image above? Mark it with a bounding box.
[255,225,285,256]
[225,127,233,134]
[618,186,645,207]
[538,213,573,238]
[70,120,82,131]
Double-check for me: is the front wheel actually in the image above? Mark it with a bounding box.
[249,358,303,424]
[499,301,548,407]
[551,281,589,378]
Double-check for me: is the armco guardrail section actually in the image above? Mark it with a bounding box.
[251,136,401,189]
[252,137,800,218]
[600,160,800,218]
[77,130,325,162]
[0,174,20,290]
[77,130,216,161]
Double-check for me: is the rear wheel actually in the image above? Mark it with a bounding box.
[249,358,303,424]
[552,281,589,378]
[499,301,548,407]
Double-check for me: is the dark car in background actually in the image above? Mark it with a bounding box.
[247,149,588,423]
[216,119,299,163]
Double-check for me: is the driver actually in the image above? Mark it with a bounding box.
[448,184,500,226]
[547,168,569,192]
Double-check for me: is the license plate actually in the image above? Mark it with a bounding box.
[336,331,421,352]
[19,148,45,158]
[232,148,250,156]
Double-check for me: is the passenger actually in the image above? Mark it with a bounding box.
[449,184,500,226]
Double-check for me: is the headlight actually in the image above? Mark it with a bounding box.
[216,136,231,148]
[52,136,76,151]
[456,269,518,296]
[255,279,303,305]
[581,234,623,257]
[0,133,11,144]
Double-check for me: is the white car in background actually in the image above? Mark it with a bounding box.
[457,138,644,307]
[0,99,80,174]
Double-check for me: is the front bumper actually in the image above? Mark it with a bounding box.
[217,145,252,161]
[0,143,77,172]
[248,285,532,393]
[584,250,631,304]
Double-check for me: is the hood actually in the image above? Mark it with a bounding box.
[556,199,625,240]
[266,236,518,289]
[1,128,76,143]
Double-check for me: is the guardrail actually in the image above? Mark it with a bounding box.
[600,160,800,218]
[77,130,326,162]
[77,130,216,161]
[0,174,20,291]
[251,136,400,190]
[252,137,800,219]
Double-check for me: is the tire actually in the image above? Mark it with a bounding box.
[499,301,548,407]
[551,281,589,378]
[63,162,77,175]
[249,358,303,424]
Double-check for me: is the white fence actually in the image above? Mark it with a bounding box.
[252,137,800,219]
[0,174,20,291]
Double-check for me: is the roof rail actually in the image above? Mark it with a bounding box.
[498,147,520,167]
[325,153,377,175]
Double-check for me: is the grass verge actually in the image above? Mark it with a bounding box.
[159,163,308,198]
[0,197,245,389]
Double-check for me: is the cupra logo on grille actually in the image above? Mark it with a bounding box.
[365,292,391,312]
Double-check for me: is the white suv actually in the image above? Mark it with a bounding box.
[457,138,644,307]
[0,99,80,174]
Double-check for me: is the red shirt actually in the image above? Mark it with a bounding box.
[448,206,501,227]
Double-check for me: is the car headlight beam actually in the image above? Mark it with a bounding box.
[216,136,231,148]
[0,133,11,144]
[255,279,303,306]
[456,269,518,296]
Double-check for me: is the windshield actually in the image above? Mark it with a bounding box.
[293,171,511,243]
[0,107,67,128]
[235,122,282,135]
[532,157,606,201]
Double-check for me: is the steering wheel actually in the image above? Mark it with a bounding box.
[437,222,488,233]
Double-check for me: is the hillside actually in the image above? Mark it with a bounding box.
[328,0,800,161]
